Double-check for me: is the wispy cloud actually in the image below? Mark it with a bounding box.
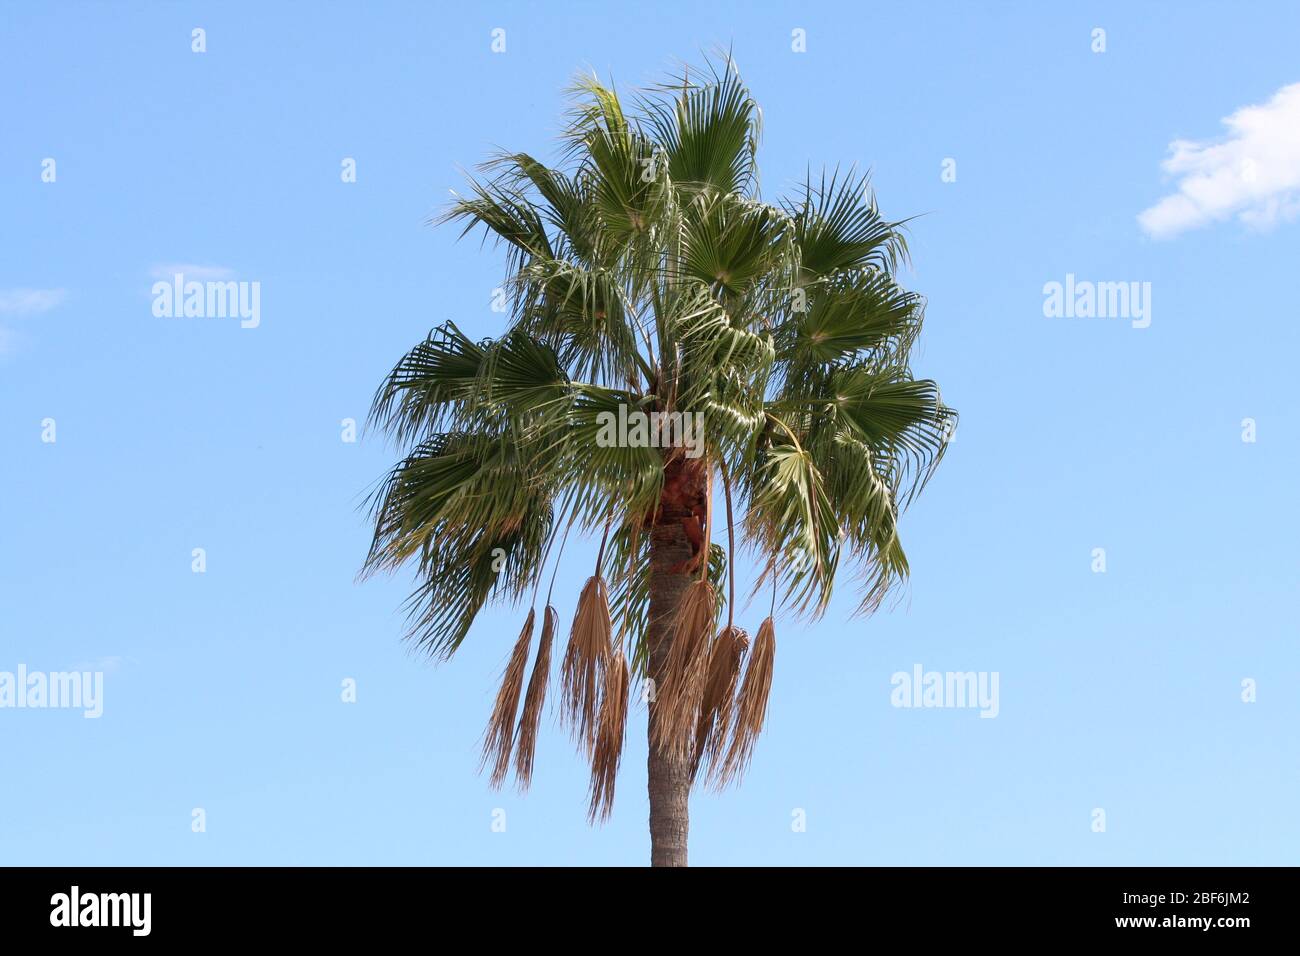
[1139,82,1300,239]
[0,288,67,356]
[74,655,125,673]
[150,263,234,281]
[0,288,67,314]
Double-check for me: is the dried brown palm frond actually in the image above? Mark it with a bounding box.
[714,616,775,787]
[480,608,535,788]
[694,457,749,781]
[513,604,558,789]
[691,624,749,782]
[561,575,613,756]
[652,577,716,756]
[587,648,629,822]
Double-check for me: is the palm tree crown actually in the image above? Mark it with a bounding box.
[363,55,956,832]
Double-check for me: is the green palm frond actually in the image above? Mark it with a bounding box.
[824,366,954,507]
[368,322,486,444]
[787,167,912,281]
[775,268,923,375]
[440,174,555,283]
[513,256,645,386]
[742,433,841,616]
[564,74,667,251]
[642,55,760,196]
[367,52,955,662]
[679,191,790,300]
[362,429,554,658]
[556,386,664,526]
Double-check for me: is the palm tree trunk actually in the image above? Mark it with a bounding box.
[646,519,693,867]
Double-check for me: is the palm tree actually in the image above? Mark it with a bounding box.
[362,55,955,867]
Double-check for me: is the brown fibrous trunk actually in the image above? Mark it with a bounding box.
[646,453,707,867]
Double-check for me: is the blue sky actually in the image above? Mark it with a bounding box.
[2,1,1297,866]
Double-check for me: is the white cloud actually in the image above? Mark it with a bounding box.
[0,288,66,357]
[0,288,67,314]
[150,263,234,281]
[74,655,125,673]
[1139,82,1300,239]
